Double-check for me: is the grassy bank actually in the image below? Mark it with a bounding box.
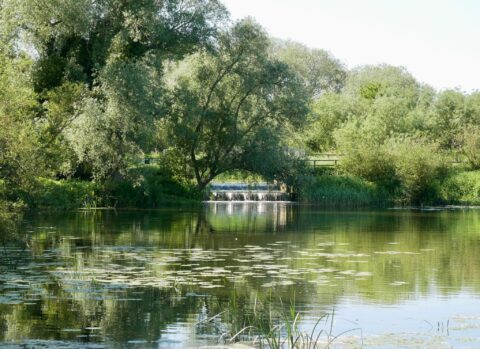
[7,166,480,210]
[25,166,201,210]
[297,169,480,207]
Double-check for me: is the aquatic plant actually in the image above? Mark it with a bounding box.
[250,303,362,349]
[203,291,362,349]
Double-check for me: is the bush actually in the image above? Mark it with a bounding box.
[24,166,201,210]
[439,170,480,205]
[457,125,480,169]
[29,178,100,210]
[336,129,449,204]
[388,138,448,204]
[296,174,389,207]
[334,120,400,192]
[102,166,201,208]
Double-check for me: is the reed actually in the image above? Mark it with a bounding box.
[297,174,389,207]
[213,291,362,349]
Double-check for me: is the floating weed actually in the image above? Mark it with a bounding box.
[0,237,425,306]
[374,251,420,255]
[390,281,408,286]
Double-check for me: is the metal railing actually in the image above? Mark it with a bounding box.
[302,153,342,168]
[141,153,343,169]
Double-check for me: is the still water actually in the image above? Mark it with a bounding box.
[1,203,480,348]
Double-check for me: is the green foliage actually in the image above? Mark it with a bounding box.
[0,44,47,196]
[163,19,309,189]
[335,126,448,204]
[1,1,480,208]
[439,170,480,205]
[29,178,100,210]
[0,200,23,245]
[297,174,388,207]
[457,125,480,169]
[303,93,353,152]
[103,166,201,208]
[5,0,228,89]
[1,0,228,181]
[26,166,200,209]
[345,65,420,102]
[214,170,265,183]
[299,63,480,205]
[303,64,430,156]
[271,39,347,98]
[430,90,467,149]
[388,138,447,204]
[360,81,384,100]
[334,122,398,190]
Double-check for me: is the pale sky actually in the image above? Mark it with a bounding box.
[221,0,480,92]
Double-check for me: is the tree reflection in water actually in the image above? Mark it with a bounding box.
[1,205,480,347]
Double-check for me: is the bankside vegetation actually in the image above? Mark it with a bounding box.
[0,0,479,209]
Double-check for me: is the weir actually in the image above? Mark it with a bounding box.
[207,182,291,202]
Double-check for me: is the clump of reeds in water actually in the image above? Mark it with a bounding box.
[198,293,362,349]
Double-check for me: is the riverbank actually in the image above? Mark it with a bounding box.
[2,167,480,210]
[2,166,201,210]
[297,169,480,207]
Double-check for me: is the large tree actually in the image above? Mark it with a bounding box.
[0,37,47,197]
[1,0,228,179]
[163,19,309,189]
[271,39,347,98]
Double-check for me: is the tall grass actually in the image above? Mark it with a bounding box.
[204,291,362,348]
[249,301,361,349]
[296,174,389,207]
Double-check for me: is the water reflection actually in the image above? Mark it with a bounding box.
[1,204,480,347]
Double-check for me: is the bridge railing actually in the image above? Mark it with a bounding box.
[302,153,343,168]
[141,154,343,168]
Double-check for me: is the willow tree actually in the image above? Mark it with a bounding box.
[0,39,46,197]
[1,0,227,179]
[163,19,309,189]
[271,39,347,98]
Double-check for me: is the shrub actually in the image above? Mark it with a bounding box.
[439,170,480,205]
[29,178,100,210]
[334,121,399,192]
[457,125,480,169]
[24,165,201,210]
[336,128,450,204]
[102,166,201,208]
[388,138,448,204]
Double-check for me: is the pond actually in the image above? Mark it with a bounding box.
[1,203,480,348]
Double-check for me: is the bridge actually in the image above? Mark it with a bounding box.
[142,153,342,169]
[301,153,342,168]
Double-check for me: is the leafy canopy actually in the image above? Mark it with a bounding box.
[163,19,309,189]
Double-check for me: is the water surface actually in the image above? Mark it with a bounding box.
[1,203,480,348]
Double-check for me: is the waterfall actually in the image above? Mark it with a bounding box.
[206,182,291,202]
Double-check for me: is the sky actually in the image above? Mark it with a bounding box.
[221,0,480,92]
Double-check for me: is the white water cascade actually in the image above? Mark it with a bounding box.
[207,182,291,202]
